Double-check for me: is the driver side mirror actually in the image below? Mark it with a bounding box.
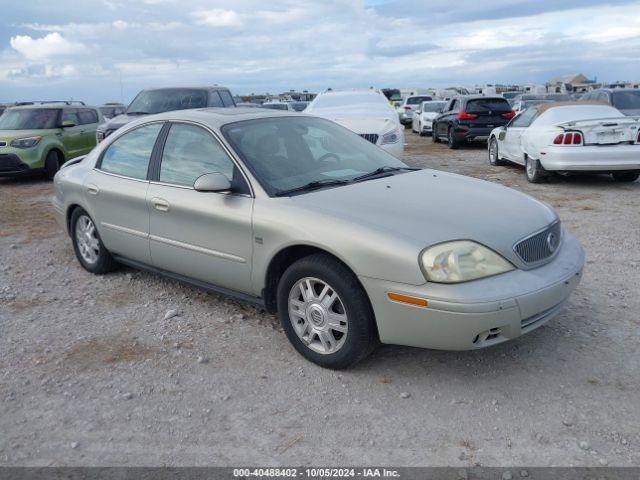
[193,172,231,192]
[61,120,76,128]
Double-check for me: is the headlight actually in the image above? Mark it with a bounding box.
[10,136,42,149]
[420,240,514,283]
[380,127,400,145]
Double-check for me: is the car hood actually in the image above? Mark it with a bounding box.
[309,106,398,134]
[0,129,53,141]
[289,169,557,267]
[620,108,640,116]
[101,113,147,131]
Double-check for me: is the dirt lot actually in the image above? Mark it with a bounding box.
[1,132,639,467]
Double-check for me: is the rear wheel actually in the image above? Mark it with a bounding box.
[612,171,640,182]
[44,151,61,180]
[488,138,505,166]
[447,127,459,149]
[70,208,118,274]
[525,156,546,183]
[277,253,378,369]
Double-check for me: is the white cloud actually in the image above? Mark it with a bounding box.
[192,8,243,27]
[10,32,87,61]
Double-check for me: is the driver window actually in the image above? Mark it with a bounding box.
[510,108,537,128]
[159,123,235,187]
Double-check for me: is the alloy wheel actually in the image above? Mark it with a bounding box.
[288,277,348,355]
[75,215,100,264]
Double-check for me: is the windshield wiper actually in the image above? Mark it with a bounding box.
[352,166,419,182]
[275,179,350,197]
[126,111,150,115]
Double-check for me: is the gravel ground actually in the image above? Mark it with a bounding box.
[1,132,639,467]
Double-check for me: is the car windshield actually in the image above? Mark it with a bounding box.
[407,96,432,105]
[290,102,308,112]
[466,99,512,113]
[262,103,289,110]
[127,89,208,114]
[422,102,446,112]
[222,117,407,196]
[612,91,640,110]
[0,108,59,130]
[99,106,123,117]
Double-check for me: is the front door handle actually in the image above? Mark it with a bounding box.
[151,197,170,212]
[86,184,99,195]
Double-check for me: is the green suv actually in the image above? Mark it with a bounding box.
[0,102,103,179]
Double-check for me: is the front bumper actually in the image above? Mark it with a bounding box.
[540,145,640,171]
[360,232,584,350]
[0,153,43,177]
[379,140,404,158]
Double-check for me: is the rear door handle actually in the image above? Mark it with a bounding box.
[86,184,99,195]
[152,197,170,212]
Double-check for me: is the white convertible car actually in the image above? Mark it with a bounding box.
[488,103,640,183]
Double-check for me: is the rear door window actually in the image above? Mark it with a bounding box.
[99,123,163,179]
[510,108,537,128]
[466,99,512,113]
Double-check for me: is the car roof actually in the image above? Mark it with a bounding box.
[140,86,230,92]
[8,103,97,110]
[317,89,382,97]
[458,95,507,101]
[130,107,300,129]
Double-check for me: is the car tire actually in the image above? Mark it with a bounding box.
[488,138,505,166]
[70,208,118,274]
[44,151,61,180]
[277,253,378,369]
[447,127,459,150]
[411,122,416,134]
[432,123,440,143]
[418,123,425,136]
[525,156,546,183]
[611,171,640,182]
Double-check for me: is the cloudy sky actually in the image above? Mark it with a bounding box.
[1,0,639,104]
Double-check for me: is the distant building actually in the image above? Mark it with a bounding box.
[546,73,599,93]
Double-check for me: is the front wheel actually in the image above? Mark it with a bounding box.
[277,253,378,369]
[44,151,61,180]
[447,127,459,149]
[612,171,640,182]
[432,123,440,143]
[488,138,505,166]
[70,208,118,274]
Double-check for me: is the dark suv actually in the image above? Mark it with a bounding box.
[97,86,236,142]
[432,95,515,149]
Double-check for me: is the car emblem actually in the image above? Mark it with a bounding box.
[547,232,558,253]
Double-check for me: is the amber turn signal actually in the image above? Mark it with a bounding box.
[387,292,428,307]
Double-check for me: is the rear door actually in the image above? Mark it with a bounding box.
[147,122,254,292]
[438,99,459,136]
[465,98,513,129]
[83,122,165,264]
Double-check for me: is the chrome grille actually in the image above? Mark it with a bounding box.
[514,221,561,264]
[359,133,379,144]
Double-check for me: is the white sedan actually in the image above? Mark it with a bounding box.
[411,100,447,136]
[488,104,640,183]
[305,89,404,157]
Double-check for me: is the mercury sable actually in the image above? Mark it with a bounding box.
[52,108,584,369]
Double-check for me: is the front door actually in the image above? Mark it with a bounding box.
[84,122,165,264]
[59,109,86,159]
[147,122,254,293]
